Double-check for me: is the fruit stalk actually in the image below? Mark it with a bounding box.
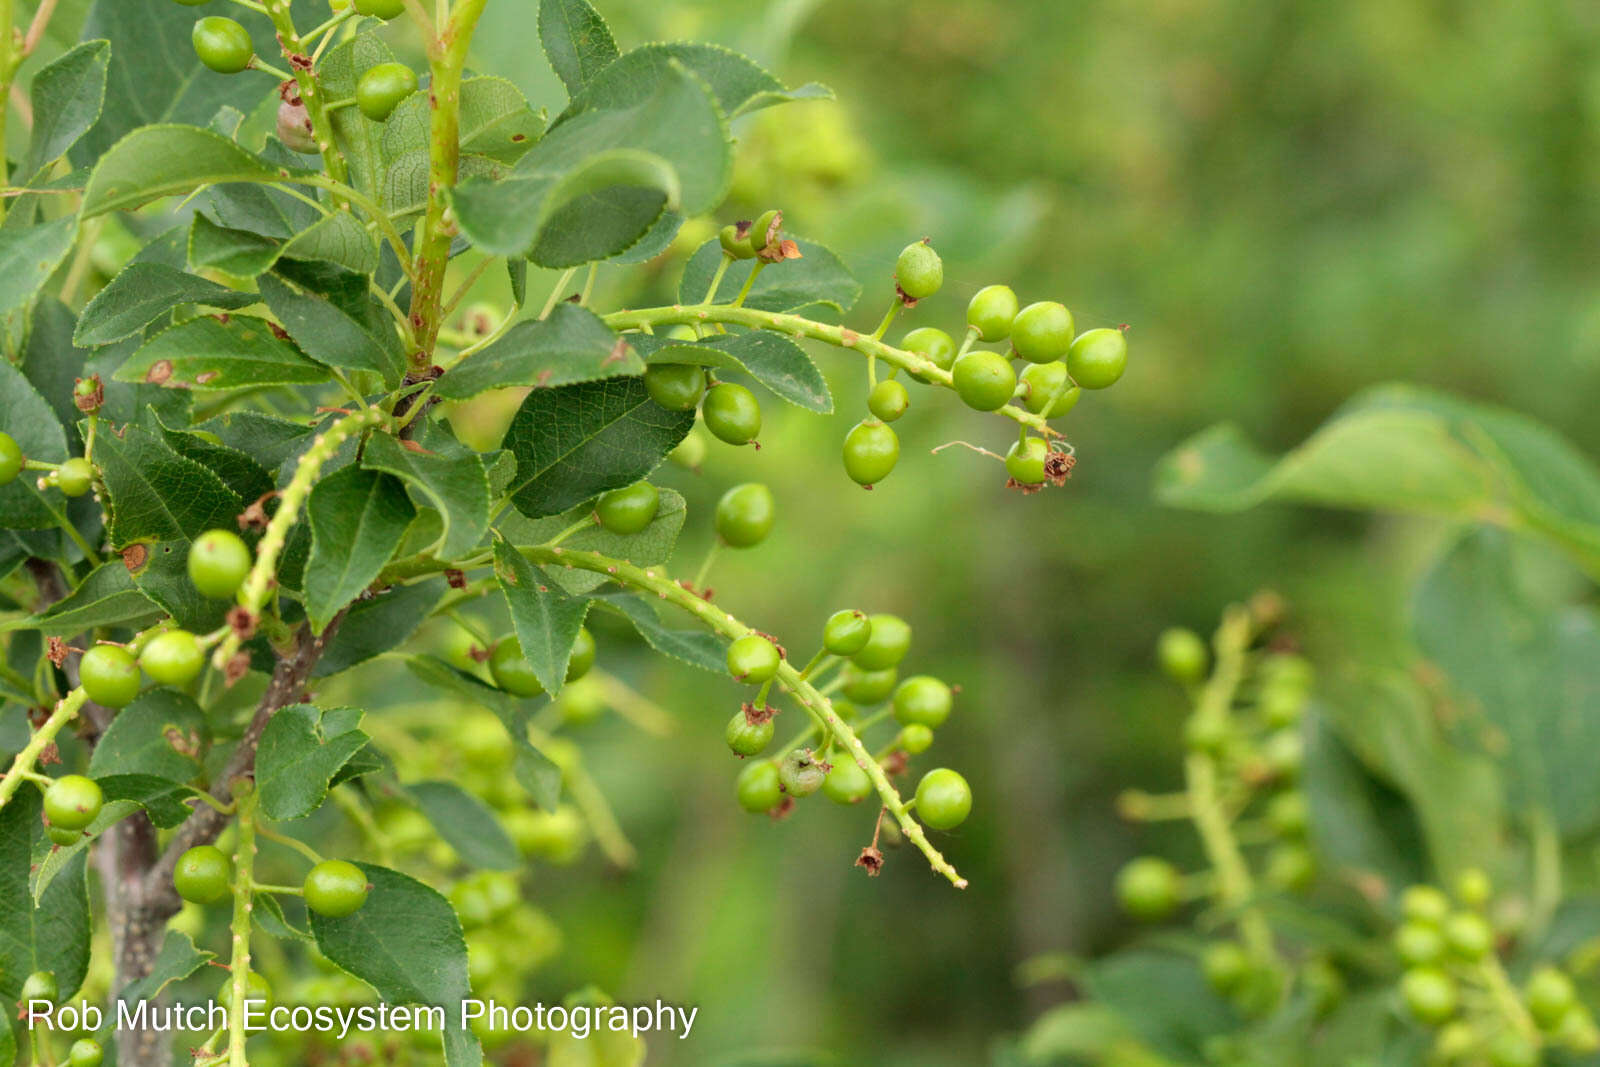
[225,786,259,1067]
[262,0,349,187]
[0,688,89,812]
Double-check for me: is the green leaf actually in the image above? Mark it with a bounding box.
[256,704,373,821]
[116,314,331,392]
[74,263,257,347]
[634,330,832,412]
[597,593,726,673]
[0,792,90,1001]
[303,467,417,633]
[601,43,830,119]
[124,539,231,634]
[28,561,160,637]
[494,540,592,696]
[0,362,70,531]
[115,930,214,1006]
[156,414,275,506]
[384,75,544,167]
[0,216,77,318]
[502,377,694,519]
[679,236,862,314]
[97,773,202,829]
[361,429,491,559]
[88,689,207,781]
[82,124,280,217]
[310,864,483,1067]
[383,150,506,221]
[190,210,379,278]
[194,410,316,474]
[24,40,111,179]
[315,578,447,679]
[1081,948,1235,1063]
[1302,712,1427,890]
[500,488,686,595]
[539,0,620,97]
[434,303,640,399]
[408,781,520,870]
[259,273,404,384]
[254,891,313,943]
[93,423,242,547]
[314,32,396,199]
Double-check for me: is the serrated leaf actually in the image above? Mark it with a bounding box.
[116,314,330,391]
[125,539,231,634]
[634,330,832,412]
[93,423,241,547]
[539,0,620,97]
[25,40,111,179]
[27,561,159,636]
[254,891,313,943]
[435,303,639,399]
[408,781,519,870]
[0,216,76,318]
[311,864,483,1067]
[315,579,447,679]
[679,235,861,313]
[88,689,207,781]
[361,430,491,559]
[303,467,417,633]
[259,273,403,384]
[596,593,726,673]
[495,540,591,696]
[502,377,694,519]
[0,362,71,531]
[156,415,275,506]
[97,773,202,828]
[256,705,372,821]
[315,33,396,198]
[115,930,214,1006]
[499,488,686,595]
[384,149,506,220]
[0,792,90,1001]
[384,75,544,166]
[190,210,379,278]
[601,43,830,119]
[82,125,280,217]
[194,410,316,475]
[74,263,257,347]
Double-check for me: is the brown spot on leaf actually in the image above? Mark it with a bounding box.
[445,569,467,589]
[195,371,219,385]
[146,360,174,385]
[268,322,290,341]
[225,651,252,687]
[121,544,148,572]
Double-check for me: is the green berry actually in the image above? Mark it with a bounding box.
[1156,627,1208,684]
[736,761,781,813]
[725,709,774,757]
[1115,857,1180,921]
[779,749,827,798]
[1202,941,1250,995]
[174,845,231,904]
[43,775,102,832]
[567,627,595,682]
[895,241,943,300]
[967,284,1019,342]
[1018,361,1081,418]
[304,859,370,918]
[668,428,708,469]
[48,825,82,847]
[81,644,140,708]
[899,723,933,754]
[354,0,406,16]
[1394,921,1446,967]
[510,805,587,863]
[1401,885,1453,926]
[852,613,911,670]
[902,327,958,383]
[1526,966,1576,1029]
[822,759,872,804]
[140,630,204,687]
[594,481,659,535]
[1005,437,1049,485]
[488,637,545,697]
[68,1038,104,1067]
[1455,868,1492,909]
[1487,1032,1538,1067]
[892,675,952,728]
[842,419,899,486]
[643,363,707,411]
[20,971,57,1005]
[1184,710,1230,753]
[951,350,1017,411]
[356,62,419,121]
[867,379,909,422]
[1261,729,1303,779]
[192,16,254,74]
[823,610,872,657]
[1265,791,1308,837]
[719,224,755,259]
[1433,1022,1477,1060]
[1067,327,1128,389]
[841,664,897,705]
[56,457,93,497]
[1010,302,1075,363]
[556,678,606,726]
[1265,842,1316,892]
[703,383,762,445]
[726,634,780,683]
[188,529,252,599]
[714,483,775,548]
[913,768,971,830]
[1443,912,1493,960]
[1261,686,1306,728]
[1401,967,1458,1025]
[0,431,22,485]
[751,209,782,252]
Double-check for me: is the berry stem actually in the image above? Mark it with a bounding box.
[730,262,766,308]
[256,822,323,865]
[260,0,348,190]
[225,786,258,1067]
[539,267,580,319]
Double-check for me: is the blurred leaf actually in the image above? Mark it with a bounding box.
[74,263,256,347]
[679,237,861,313]
[303,468,416,633]
[408,781,519,870]
[1018,1002,1135,1063]
[1080,948,1234,1064]
[0,217,76,318]
[116,314,331,391]
[495,539,592,696]
[434,303,641,400]
[634,331,832,412]
[548,987,645,1067]
[539,0,619,97]
[25,40,111,178]
[600,43,831,119]
[95,423,242,547]
[256,705,372,821]
[1302,711,1426,891]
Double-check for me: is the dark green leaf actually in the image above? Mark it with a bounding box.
[256,705,372,821]
[495,540,592,696]
[88,689,207,781]
[74,263,257,347]
[434,303,640,399]
[115,930,214,1006]
[0,792,90,1001]
[634,330,832,412]
[125,539,231,634]
[259,273,404,384]
[190,210,380,278]
[193,411,316,476]
[156,415,275,506]
[679,236,861,313]
[303,467,417,633]
[94,423,242,547]
[96,774,201,828]
[539,0,620,97]
[0,216,76,318]
[597,593,726,673]
[116,313,330,391]
[408,781,519,870]
[315,579,447,679]
[82,125,280,217]
[28,561,159,637]
[254,891,313,943]
[361,428,490,559]
[25,40,111,178]
[0,362,70,531]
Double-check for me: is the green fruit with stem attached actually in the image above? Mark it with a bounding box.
[726,634,780,683]
[703,383,762,445]
[68,1039,104,1067]
[304,859,370,917]
[779,749,827,798]
[173,845,231,903]
[967,285,1018,342]
[725,709,774,757]
[1018,361,1081,418]
[44,775,102,832]
[951,350,1017,411]
[1005,438,1049,485]
[1010,302,1075,363]
[736,761,781,813]
[823,610,872,656]
[841,664,897,705]
[20,971,57,1005]
[898,723,933,754]
[1116,856,1180,921]
[0,431,22,485]
[1526,966,1576,1029]
[823,759,872,804]
[914,768,971,830]
[902,327,957,383]
[867,379,909,422]
[56,457,93,497]
[1067,327,1128,389]
[595,482,659,535]
[488,637,544,697]
[893,675,952,728]
[48,824,82,846]
[842,420,899,486]
[140,630,204,686]
[852,613,911,670]
[566,627,595,682]
[643,364,706,411]
[1157,627,1208,684]
[188,529,252,599]
[192,16,254,73]
[895,241,943,299]
[751,209,781,251]
[81,644,140,707]
[715,483,775,547]
[356,62,419,121]
[1401,967,1457,1025]
[355,0,406,16]
[1394,921,1446,966]
[719,224,755,259]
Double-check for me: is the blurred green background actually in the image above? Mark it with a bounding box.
[434,1,1600,1064]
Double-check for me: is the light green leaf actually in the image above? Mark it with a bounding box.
[0,362,70,531]
[1081,949,1234,1063]
[384,149,506,220]
[596,593,726,673]
[25,40,111,179]
[0,217,77,318]
[600,43,831,119]
[539,0,620,97]
[93,423,242,547]
[495,540,592,697]
[116,314,331,391]
[408,781,519,870]
[88,689,207,781]
[384,75,544,166]
[0,792,90,1001]
[303,467,417,633]
[634,330,832,412]
[314,32,396,198]
[361,429,491,559]
[28,561,160,636]
[259,273,404,384]
[74,262,257,347]
[256,705,373,821]
[82,124,280,217]
[499,488,686,595]
[115,930,214,1006]
[679,235,861,313]
[435,303,639,399]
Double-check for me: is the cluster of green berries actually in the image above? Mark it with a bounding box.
[1395,877,1599,1064]
[645,361,764,448]
[174,844,371,919]
[1200,941,1346,1023]
[0,429,95,497]
[15,972,103,1064]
